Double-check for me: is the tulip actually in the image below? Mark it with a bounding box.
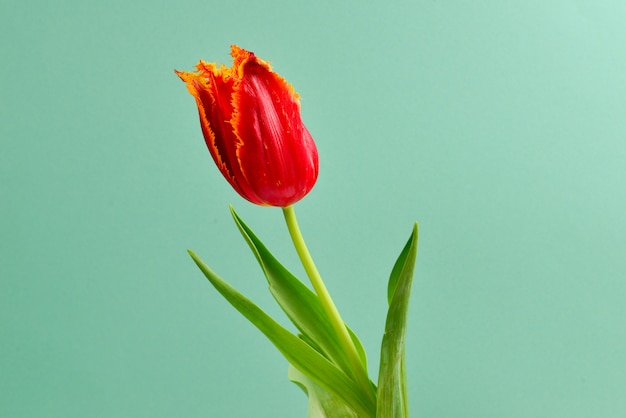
[176,45,319,207]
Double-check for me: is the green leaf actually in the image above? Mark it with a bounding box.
[188,250,376,418]
[230,207,372,386]
[387,230,413,305]
[376,223,419,418]
[289,364,359,418]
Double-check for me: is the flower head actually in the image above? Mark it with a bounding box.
[176,45,319,207]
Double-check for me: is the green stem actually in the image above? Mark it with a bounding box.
[282,205,373,401]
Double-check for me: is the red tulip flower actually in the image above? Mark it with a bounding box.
[176,45,319,207]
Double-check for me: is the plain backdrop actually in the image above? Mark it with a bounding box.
[2,1,625,417]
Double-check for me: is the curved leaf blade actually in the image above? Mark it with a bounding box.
[377,223,418,418]
[188,250,375,417]
[230,207,372,385]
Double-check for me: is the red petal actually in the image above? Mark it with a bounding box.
[232,56,318,206]
[176,63,265,204]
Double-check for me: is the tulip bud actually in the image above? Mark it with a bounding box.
[176,45,319,207]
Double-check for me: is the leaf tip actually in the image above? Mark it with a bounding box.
[187,249,201,266]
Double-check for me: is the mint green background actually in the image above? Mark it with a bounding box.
[2,1,626,417]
